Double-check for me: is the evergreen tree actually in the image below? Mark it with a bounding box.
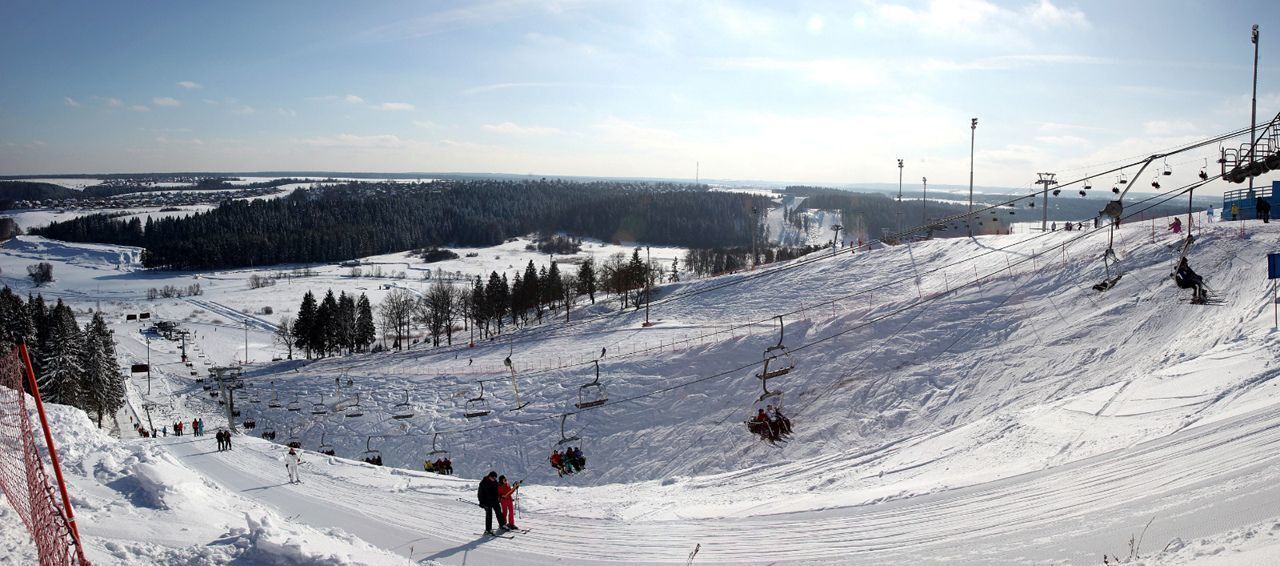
[39,300,83,406]
[523,261,540,323]
[546,262,563,312]
[317,290,338,356]
[356,293,376,351]
[337,292,356,354]
[470,277,488,339]
[294,291,317,358]
[80,312,124,427]
[0,287,33,351]
[577,257,597,304]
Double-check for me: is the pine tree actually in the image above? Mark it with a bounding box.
[318,290,338,356]
[356,293,376,351]
[338,292,356,354]
[39,300,83,406]
[80,312,123,427]
[523,261,541,323]
[294,291,317,358]
[546,262,563,313]
[577,258,596,304]
[470,276,488,339]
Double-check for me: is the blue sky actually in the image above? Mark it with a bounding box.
[1,0,1276,192]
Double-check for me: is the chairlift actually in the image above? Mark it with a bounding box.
[1151,179,1161,189]
[287,395,301,412]
[242,418,256,429]
[362,436,383,466]
[463,381,492,418]
[1162,158,1173,176]
[745,392,791,443]
[1079,190,1087,197]
[1084,177,1093,190]
[427,432,448,456]
[503,350,529,411]
[756,316,795,381]
[311,394,328,415]
[345,394,363,418]
[318,432,336,456]
[1118,173,1128,185]
[575,360,609,409]
[391,390,414,420]
[268,386,282,409]
[286,429,301,449]
[261,424,276,439]
[557,414,581,446]
[231,408,241,417]
[1112,187,1121,194]
[1052,189,1061,197]
[1199,158,1209,181]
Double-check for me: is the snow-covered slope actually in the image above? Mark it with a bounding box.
[9,204,1280,563]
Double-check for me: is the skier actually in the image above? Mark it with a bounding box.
[285,447,302,484]
[191,418,198,437]
[549,450,564,476]
[1206,204,1215,222]
[216,430,225,451]
[1173,257,1208,303]
[1168,217,1182,234]
[571,446,585,471]
[443,457,453,475]
[478,471,506,534]
[1232,203,1240,221]
[769,405,793,436]
[497,475,521,530]
[1257,197,1272,223]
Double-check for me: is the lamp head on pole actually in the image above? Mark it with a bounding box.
[897,159,903,168]
[1253,25,1259,44]
[971,117,978,129]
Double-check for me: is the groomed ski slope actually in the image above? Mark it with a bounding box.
[10,205,1280,563]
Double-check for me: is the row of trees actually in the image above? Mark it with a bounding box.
[279,290,377,359]
[0,288,125,427]
[681,245,825,277]
[32,179,770,270]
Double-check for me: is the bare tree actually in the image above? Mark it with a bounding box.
[379,288,416,350]
[274,315,295,359]
[561,274,579,322]
[427,276,456,347]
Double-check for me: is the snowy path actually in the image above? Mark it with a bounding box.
[152,396,1280,564]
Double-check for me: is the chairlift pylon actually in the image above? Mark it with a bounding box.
[756,316,795,381]
[575,360,609,409]
[503,349,529,411]
[392,389,414,419]
[464,381,492,418]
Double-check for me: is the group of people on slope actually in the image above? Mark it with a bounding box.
[477,471,522,535]
[549,447,585,476]
[215,429,233,451]
[748,404,792,442]
[172,418,205,437]
[424,458,453,475]
[364,454,383,466]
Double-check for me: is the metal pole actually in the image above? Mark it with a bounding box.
[146,336,151,395]
[1250,25,1260,194]
[244,319,249,365]
[643,246,652,327]
[922,177,927,225]
[969,117,977,237]
[897,159,904,234]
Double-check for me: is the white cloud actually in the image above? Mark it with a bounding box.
[377,102,415,111]
[412,120,439,129]
[713,57,889,91]
[277,108,297,117]
[130,105,151,112]
[1024,0,1090,29]
[1143,120,1198,136]
[105,97,123,108]
[231,105,256,115]
[63,97,81,108]
[176,80,202,90]
[152,97,181,107]
[345,94,365,104]
[807,14,825,34]
[482,121,563,135]
[300,133,413,149]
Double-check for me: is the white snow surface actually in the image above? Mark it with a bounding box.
[6,205,1280,563]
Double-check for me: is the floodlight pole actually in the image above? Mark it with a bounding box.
[969,117,978,237]
[921,177,928,225]
[145,336,151,395]
[1249,24,1260,194]
[896,159,904,234]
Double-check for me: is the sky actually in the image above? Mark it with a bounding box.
[1,0,1277,193]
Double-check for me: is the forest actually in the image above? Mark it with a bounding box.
[32,180,772,270]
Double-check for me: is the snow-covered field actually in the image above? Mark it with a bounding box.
[6,200,1280,563]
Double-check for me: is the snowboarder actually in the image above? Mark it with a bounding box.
[549,450,564,476]
[285,447,302,484]
[1173,257,1208,303]
[478,471,506,534]
[1257,197,1271,223]
[1168,217,1182,234]
[497,475,521,530]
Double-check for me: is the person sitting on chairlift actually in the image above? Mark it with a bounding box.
[1173,257,1208,303]
[550,450,565,476]
[768,405,793,437]
[1168,217,1182,234]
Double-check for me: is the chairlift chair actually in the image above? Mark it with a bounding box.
[463,381,492,418]
[318,432,336,456]
[287,395,301,412]
[261,424,275,438]
[1151,179,1161,189]
[268,387,282,409]
[1084,178,1093,190]
[557,414,581,446]
[345,394,363,418]
[286,429,301,449]
[756,316,795,381]
[311,394,328,415]
[1118,173,1128,185]
[575,361,609,409]
[391,390,414,420]
[243,419,256,429]
[1200,157,1209,181]
[427,432,448,456]
[1162,159,1173,176]
[362,436,383,466]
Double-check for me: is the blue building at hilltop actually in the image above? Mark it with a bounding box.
[1222,180,1280,220]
